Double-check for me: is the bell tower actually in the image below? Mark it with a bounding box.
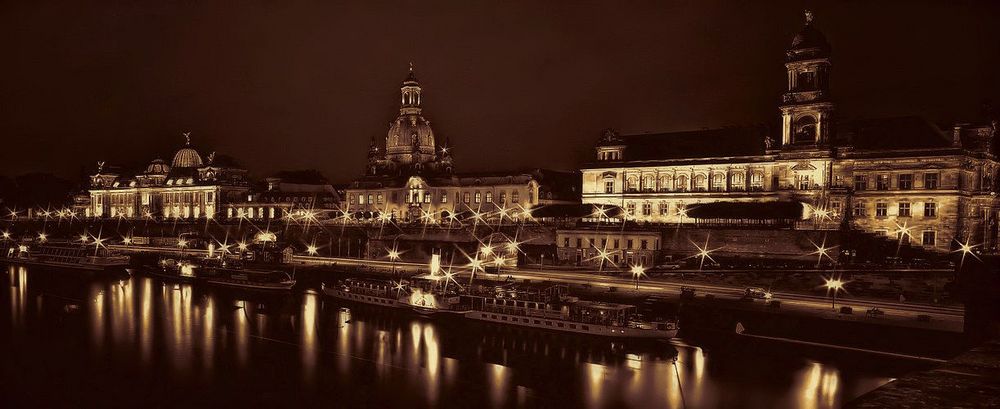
[780,10,834,148]
[400,63,422,115]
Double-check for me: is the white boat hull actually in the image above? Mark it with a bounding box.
[465,311,678,339]
[323,288,404,308]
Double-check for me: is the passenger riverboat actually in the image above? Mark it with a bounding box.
[142,257,199,283]
[322,278,407,308]
[1,241,130,272]
[193,256,295,291]
[464,285,678,339]
[399,274,471,317]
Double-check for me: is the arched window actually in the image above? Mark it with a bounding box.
[794,116,817,144]
[693,174,707,191]
[659,175,672,191]
[625,176,638,192]
[676,175,689,191]
[642,175,654,191]
[731,172,745,186]
[750,172,764,190]
[711,173,725,191]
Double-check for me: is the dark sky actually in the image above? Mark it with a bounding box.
[2,1,998,183]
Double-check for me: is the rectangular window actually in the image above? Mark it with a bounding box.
[588,238,595,248]
[474,192,482,203]
[423,192,431,203]
[563,238,569,247]
[404,192,411,204]
[485,191,493,203]
[876,174,889,190]
[875,203,887,217]
[367,194,374,205]
[498,192,505,203]
[463,193,471,204]
[640,240,648,250]
[613,239,620,249]
[898,174,913,190]
[604,181,614,194]
[924,202,936,217]
[377,194,384,204]
[576,238,582,248]
[512,191,519,203]
[642,202,651,216]
[440,192,447,203]
[853,201,866,216]
[898,202,911,217]
[626,202,635,216]
[349,195,356,205]
[659,202,669,216]
[922,231,936,246]
[627,239,633,249]
[924,173,939,189]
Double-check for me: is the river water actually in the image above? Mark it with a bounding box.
[1,265,929,408]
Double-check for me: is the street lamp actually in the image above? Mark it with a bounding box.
[825,276,844,310]
[630,264,646,290]
[306,245,319,256]
[387,248,401,277]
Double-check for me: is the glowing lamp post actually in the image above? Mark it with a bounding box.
[825,277,844,310]
[630,265,646,290]
[387,249,401,277]
[307,245,319,256]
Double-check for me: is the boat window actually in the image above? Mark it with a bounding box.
[491,315,497,319]
[545,321,552,326]
[534,320,541,324]
[522,318,529,323]
[570,324,576,329]
[582,326,589,330]
[501,316,507,321]
[557,323,565,328]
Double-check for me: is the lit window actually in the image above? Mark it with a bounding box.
[876,175,889,190]
[423,192,431,203]
[377,194,384,204]
[474,192,482,203]
[367,194,374,205]
[463,193,471,204]
[485,191,493,203]
[511,191,519,203]
[440,192,447,203]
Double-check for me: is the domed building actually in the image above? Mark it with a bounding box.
[88,134,249,219]
[348,66,579,223]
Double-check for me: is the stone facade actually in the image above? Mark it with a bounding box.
[580,13,1000,253]
[345,67,579,223]
[87,136,250,220]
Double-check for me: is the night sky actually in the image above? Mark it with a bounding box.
[2,1,998,183]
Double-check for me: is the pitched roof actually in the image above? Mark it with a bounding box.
[836,116,952,151]
[617,125,771,161]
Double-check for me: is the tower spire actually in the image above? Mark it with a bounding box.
[804,9,814,25]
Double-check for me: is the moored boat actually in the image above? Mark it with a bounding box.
[464,285,678,339]
[200,264,296,291]
[399,274,471,317]
[1,241,130,272]
[322,278,407,308]
[142,257,199,283]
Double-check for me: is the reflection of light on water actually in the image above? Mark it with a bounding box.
[203,296,214,373]
[90,284,105,350]
[626,353,642,370]
[10,266,27,328]
[140,278,152,365]
[424,325,440,406]
[301,292,318,384]
[110,278,135,347]
[234,300,248,366]
[797,361,841,409]
[488,363,511,409]
[336,308,351,375]
[584,362,607,409]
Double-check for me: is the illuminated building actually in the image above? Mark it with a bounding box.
[226,175,340,220]
[88,134,250,219]
[580,11,999,252]
[345,66,579,222]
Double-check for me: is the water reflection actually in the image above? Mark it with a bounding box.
[1,267,911,408]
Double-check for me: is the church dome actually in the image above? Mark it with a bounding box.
[387,115,436,155]
[145,159,171,174]
[787,10,830,62]
[172,147,203,168]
